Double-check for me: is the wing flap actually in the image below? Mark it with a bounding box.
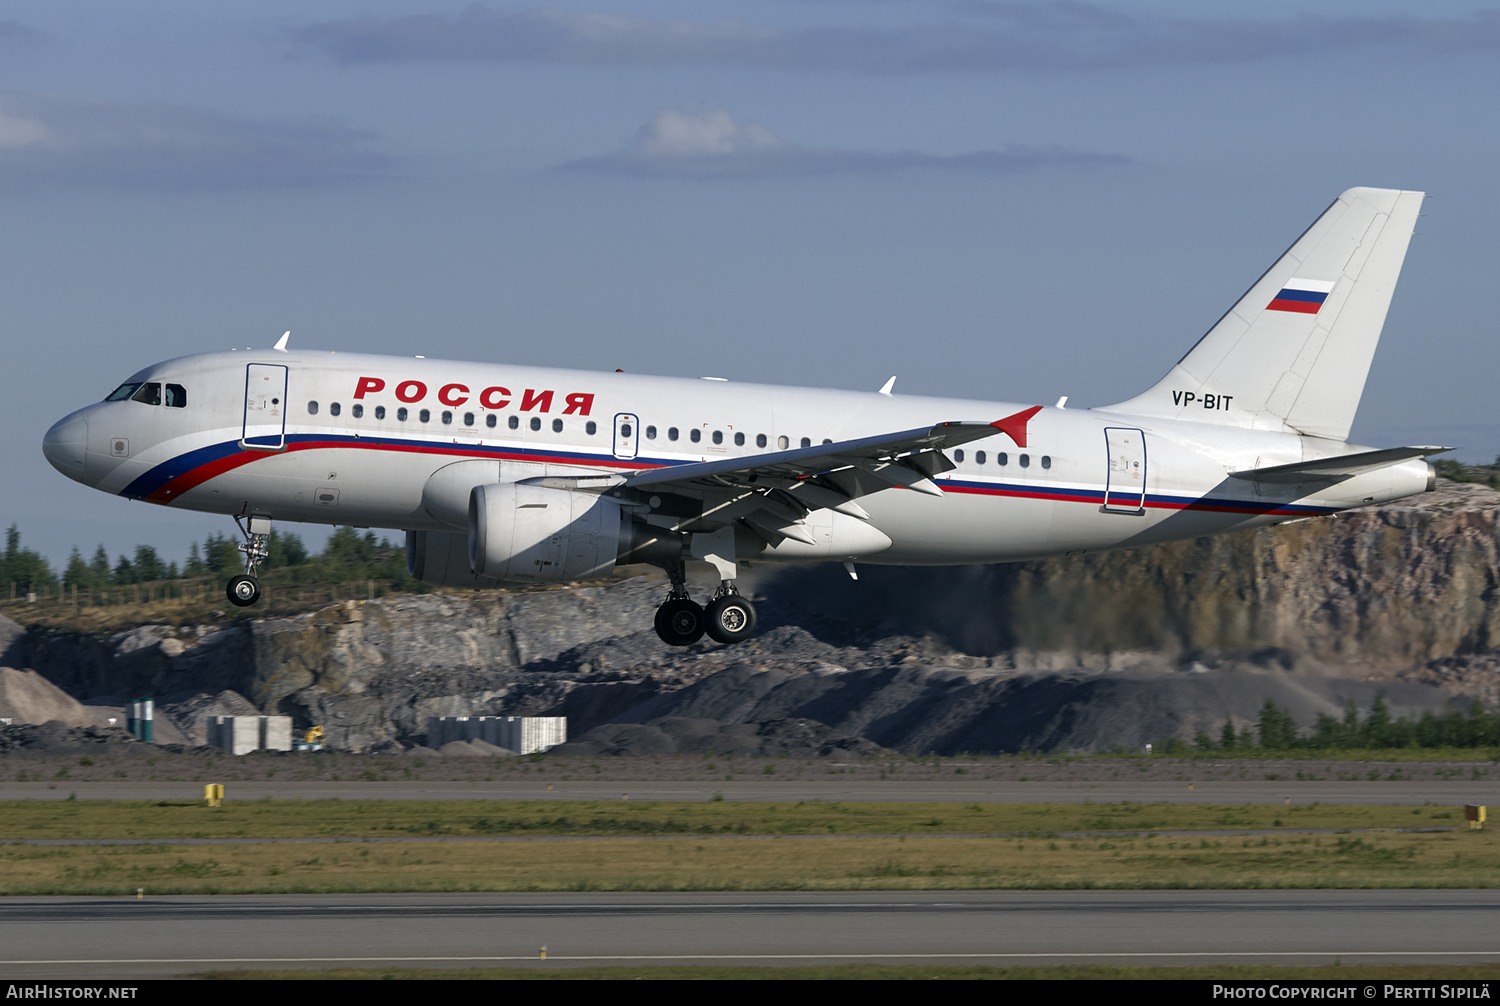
[623,420,1003,495]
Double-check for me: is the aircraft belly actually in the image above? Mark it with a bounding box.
[853,477,1277,566]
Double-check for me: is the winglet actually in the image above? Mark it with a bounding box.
[878,376,896,397]
[992,406,1043,448]
[274,331,290,352]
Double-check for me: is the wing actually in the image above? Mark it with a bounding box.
[524,415,1028,547]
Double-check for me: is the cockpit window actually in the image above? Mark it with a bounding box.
[131,383,162,406]
[105,383,141,402]
[164,384,187,408]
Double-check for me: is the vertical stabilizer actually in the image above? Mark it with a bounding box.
[1097,187,1424,441]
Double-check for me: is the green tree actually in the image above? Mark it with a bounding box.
[1362,693,1393,747]
[1220,716,1237,751]
[131,545,167,582]
[266,530,307,568]
[62,548,93,590]
[1257,700,1299,749]
[0,525,57,593]
[89,545,111,584]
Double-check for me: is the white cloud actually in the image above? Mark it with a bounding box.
[559,108,1127,179]
[0,91,391,190]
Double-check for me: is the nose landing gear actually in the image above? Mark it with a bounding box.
[226,515,272,608]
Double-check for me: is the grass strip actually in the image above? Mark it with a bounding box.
[0,799,1473,841]
[3,829,1498,894]
[194,963,1500,980]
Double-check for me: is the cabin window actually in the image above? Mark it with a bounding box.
[486,414,496,428]
[668,427,679,441]
[1019,454,1030,468]
[645,426,656,439]
[330,402,341,417]
[105,382,141,402]
[131,383,161,406]
[734,432,745,446]
[164,384,187,408]
[552,418,564,433]
[778,436,789,449]
[507,415,518,429]
[690,429,702,443]
[530,417,541,431]
[997,452,1008,466]
[1041,455,1052,469]
[397,407,407,421]
[620,423,632,438]
[352,404,363,419]
[375,406,385,420]
[712,431,723,445]
[307,401,319,415]
[975,451,985,464]
[954,449,965,463]
[800,437,811,448]
[441,410,452,425]
[419,409,430,423]
[756,434,766,448]
[463,412,474,427]
[586,421,598,435]
[822,439,832,445]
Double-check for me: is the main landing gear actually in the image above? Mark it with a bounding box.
[653,562,758,647]
[226,515,272,608]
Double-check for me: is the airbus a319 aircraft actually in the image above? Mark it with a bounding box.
[44,187,1444,646]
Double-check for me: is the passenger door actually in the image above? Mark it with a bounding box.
[613,412,639,460]
[1103,427,1147,513]
[242,364,288,449]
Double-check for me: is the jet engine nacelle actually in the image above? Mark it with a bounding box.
[406,529,508,590]
[468,482,625,584]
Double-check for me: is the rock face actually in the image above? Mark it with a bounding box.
[779,481,1500,674]
[10,482,1500,753]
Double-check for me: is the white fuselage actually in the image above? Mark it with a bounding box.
[44,349,1432,566]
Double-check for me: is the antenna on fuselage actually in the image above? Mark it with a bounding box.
[274,331,290,352]
[878,376,896,396]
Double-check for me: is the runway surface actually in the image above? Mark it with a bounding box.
[3,890,1499,979]
[2,779,1496,804]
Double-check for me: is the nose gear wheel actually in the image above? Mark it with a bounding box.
[226,574,261,607]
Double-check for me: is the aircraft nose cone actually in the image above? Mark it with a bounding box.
[43,413,89,483]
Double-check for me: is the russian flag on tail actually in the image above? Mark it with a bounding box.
[1267,277,1336,314]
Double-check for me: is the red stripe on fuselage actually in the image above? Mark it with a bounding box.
[142,439,667,504]
[941,481,1326,517]
[145,440,1328,520]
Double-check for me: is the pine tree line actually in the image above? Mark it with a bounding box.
[1192,696,1500,752]
[2,524,416,593]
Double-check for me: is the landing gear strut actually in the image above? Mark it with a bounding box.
[226,515,271,607]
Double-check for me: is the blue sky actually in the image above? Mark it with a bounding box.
[5,1,1499,567]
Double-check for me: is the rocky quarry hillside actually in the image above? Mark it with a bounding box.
[4,481,1500,755]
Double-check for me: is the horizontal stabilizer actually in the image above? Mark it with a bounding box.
[1231,446,1450,483]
